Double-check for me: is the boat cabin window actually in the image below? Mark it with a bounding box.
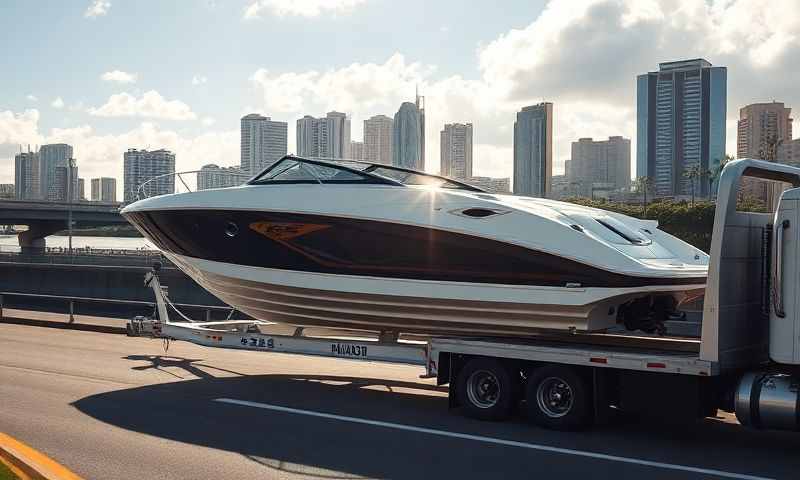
[365,166,473,190]
[251,158,388,185]
[250,156,485,191]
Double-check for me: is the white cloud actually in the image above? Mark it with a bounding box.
[84,0,111,18]
[26,94,38,102]
[88,90,197,120]
[51,97,65,109]
[101,70,138,84]
[0,109,42,146]
[244,0,366,19]
[191,75,208,85]
[201,116,216,126]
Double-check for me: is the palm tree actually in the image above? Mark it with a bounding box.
[633,176,654,216]
[682,166,703,206]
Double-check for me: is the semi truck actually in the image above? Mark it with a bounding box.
[128,159,800,432]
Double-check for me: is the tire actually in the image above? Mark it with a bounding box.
[525,365,593,431]
[455,357,517,421]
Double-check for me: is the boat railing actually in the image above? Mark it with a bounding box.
[135,169,252,201]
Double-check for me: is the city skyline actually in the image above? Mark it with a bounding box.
[3,1,798,189]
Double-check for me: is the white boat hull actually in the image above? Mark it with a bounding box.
[168,253,705,335]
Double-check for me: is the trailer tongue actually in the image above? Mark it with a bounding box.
[128,158,800,432]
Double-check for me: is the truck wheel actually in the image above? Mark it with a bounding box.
[525,365,592,431]
[456,357,517,421]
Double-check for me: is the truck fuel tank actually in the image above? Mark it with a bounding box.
[735,372,800,431]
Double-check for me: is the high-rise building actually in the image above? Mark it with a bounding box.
[0,184,13,199]
[737,102,793,160]
[363,115,393,165]
[14,149,40,200]
[737,102,793,202]
[91,177,117,202]
[550,174,571,200]
[349,141,364,161]
[52,164,79,201]
[569,136,631,197]
[39,143,74,201]
[78,178,85,200]
[296,112,351,159]
[393,100,425,170]
[440,123,473,179]
[240,114,288,175]
[465,176,510,194]
[637,59,727,197]
[513,102,553,197]
[123,149,175,202]
[197,164,247,190]
[781,138,800,167]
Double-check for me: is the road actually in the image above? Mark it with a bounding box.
[1,320,798,480]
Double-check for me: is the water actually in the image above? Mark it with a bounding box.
[0,235,155,251]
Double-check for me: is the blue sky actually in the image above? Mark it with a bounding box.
[2,0,799,191]
[0,0,545,135]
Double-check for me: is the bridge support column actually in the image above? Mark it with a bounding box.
[18,221,63,254]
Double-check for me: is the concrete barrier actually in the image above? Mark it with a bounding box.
[0,432,83,480]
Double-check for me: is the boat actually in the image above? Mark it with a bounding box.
[121,155,708,336]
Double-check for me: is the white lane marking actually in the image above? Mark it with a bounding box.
[213,398,772,480]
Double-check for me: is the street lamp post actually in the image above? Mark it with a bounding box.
[67,158,76,255]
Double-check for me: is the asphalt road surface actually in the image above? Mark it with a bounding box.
[1,320,798,480]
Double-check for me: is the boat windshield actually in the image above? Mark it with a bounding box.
[250,155,485,191]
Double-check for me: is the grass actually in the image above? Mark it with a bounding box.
[0,460,20,480]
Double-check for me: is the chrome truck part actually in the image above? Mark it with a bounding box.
[735,372,800,431]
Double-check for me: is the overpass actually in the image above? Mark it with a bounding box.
[0,199,128,252]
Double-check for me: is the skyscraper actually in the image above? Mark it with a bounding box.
[440,123,473,179]
[636,59,727,197]
[513,102,553,197]
[364,115,393,165]
[51,163,78,202]
[464,176,510,194]
[0,184,14,200]
[14,149,40,200]
[349,141,364,161]
[737,102,793,203]
[393,101,424,170]
[39,143,74,201]
[737,102,793,160]
[91,177,117,202]
[569,136,631,197]
[78,178,85,200]
[296,112,351,159]
[123,149,175,202]
[240,114,288,174]
[197,164,246,190]
[782,138,800,167]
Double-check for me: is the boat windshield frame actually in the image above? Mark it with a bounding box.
[248,155,486,192]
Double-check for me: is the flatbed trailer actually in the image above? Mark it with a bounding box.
[129,159,800,432]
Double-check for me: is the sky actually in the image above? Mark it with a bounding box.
[1,0,799,196]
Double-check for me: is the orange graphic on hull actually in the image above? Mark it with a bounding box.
[249,221,331,241]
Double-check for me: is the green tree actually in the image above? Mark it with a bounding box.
[632,176,654,216]
[682,166,704,206]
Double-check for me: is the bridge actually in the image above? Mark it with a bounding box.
[0,199,128,253]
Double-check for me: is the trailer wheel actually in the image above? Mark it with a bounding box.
[455,357,516,421]
[525,365,592,431]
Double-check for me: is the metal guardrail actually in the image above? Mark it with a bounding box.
[0,250,172,268]
[136,169,251,200]
[0,290,238,323]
